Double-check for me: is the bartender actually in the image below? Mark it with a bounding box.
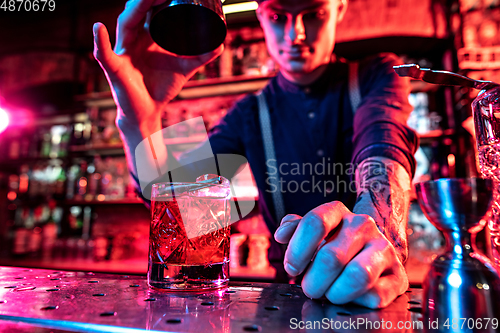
[92,0,418,308]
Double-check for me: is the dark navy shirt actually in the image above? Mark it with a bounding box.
[178,53,417,232]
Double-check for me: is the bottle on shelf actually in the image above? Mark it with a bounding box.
[74,160,89,201]
[54,165,67,201]
[27,205,44,258]
[41,201,59,261]
[87,160,100,200]
[12,207,32,258]
[66,163,79,199]
[40,131,52,158]
[7,174,19,202]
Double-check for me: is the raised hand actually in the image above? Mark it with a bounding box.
[92,0,223,132]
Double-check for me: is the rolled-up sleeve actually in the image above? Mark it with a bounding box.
[351,53,419,176]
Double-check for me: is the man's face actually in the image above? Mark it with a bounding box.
[257,0,346,81]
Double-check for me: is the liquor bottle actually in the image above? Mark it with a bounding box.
[18,165,30,200]
[28,205,44,258]
[41,201,58,261]
[72,121,91,146]
[74,160,89,201]
[87,161,99,199]
[7,174,19,201]
[12,207,32,258]
[83,119,93,145]
[40,131,52,158]
[54,165,67,201]
[28,164,42,199]
[82,206,92,240]
[85,162,96,201]
[58,125,70,158]
[12,225,29,258]
[66,163,79,199]
[68,206,84,236]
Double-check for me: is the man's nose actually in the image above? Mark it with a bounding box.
[285,15,306,44]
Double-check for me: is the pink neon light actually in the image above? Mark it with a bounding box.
[0,107,9,134]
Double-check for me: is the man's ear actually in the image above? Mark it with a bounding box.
[337,0,348,23]
[255,6,263,23]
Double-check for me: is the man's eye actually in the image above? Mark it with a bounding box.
[303,9,327,21]
[269,13,287,23]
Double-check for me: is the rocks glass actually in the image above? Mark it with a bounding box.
[148,175,231,290]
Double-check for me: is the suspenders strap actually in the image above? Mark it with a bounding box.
[256,61,360,224]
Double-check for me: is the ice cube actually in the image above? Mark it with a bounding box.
[195,174,230,186]
[191,175,231,199]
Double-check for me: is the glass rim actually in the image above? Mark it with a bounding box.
[152,181,230,188]
[152,181,231,198]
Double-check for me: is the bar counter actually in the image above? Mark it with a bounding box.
[0,266,424,332]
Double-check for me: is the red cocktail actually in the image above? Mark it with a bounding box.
[148,176,231,290]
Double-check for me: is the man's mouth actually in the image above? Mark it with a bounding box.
[281,47,313,57]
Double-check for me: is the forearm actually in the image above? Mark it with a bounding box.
[353,156,411,264]
[116,113,173,199]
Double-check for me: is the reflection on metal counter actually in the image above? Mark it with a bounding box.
[0,266,424,332]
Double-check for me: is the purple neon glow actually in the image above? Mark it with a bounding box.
[0,107,9,134]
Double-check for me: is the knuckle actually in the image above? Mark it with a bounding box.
[93,49,103,62]
[345,262,373,287]
[315,246,343,268]
[355,214,375,226]
[117,12,127,24]
[372,240,394,262]
[327,201,349,215]
[349,214,377,233]
[117,13,131,28]
[303,212,327,234]
[328,200,346,210]
[377,237,395,255]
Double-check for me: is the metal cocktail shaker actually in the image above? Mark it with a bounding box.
[146,0,227,56]
[416,178,500,333]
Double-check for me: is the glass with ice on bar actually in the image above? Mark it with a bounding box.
[148,174,231,290]
[473,88,500,265]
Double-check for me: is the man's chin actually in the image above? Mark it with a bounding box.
[281,63,314,76]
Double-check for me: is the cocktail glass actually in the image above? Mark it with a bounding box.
[472,87,500,265]
[148,175,231,290]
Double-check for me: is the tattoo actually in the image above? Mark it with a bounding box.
[354,157,410,264]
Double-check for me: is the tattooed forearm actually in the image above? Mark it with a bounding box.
[353,157,411,264]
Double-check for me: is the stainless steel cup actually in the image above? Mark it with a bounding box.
[415,178,500,331]
[147,0,227,56]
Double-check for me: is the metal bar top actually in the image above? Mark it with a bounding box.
[0,266,423,332]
